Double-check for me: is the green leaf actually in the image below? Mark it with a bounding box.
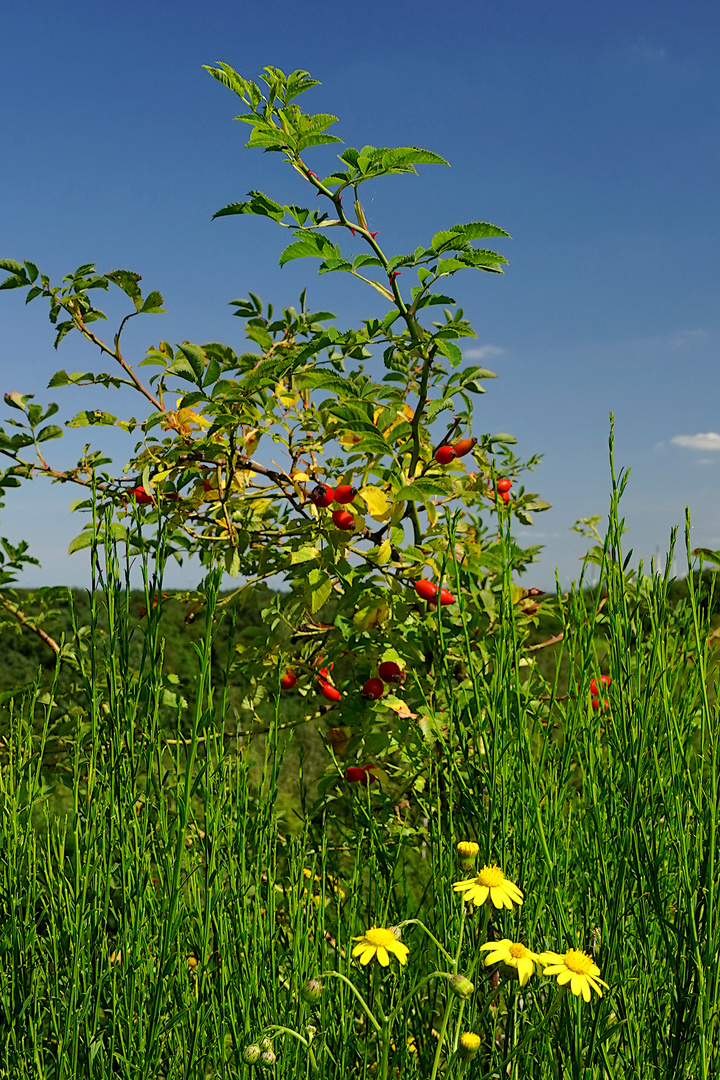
[212,190,287,222]
[435,339,463,368]
[65,410,117,427]
[279,233,339,267]
[68,530,96,555]
[107,270,143,311]
[452,221,511,241]
[395,479,450,501]
[176,343,206,382]
[36,425,63,443]
[0,258,25,275]
[306,567,334,614]
[141,291,165,313]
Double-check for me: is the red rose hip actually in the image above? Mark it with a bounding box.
[590,675,611,696]
[434,445,456,465]
[333,484,357,504]
[362,678,385,700]
[414,579,439,602]
[310,483,335,508]
[280,670,297,690]
[131,485,154,505]
[378,660,403,684]
[452,437,477,458]
[318,680,341,702]
[438,587,455,606]
[332,509,355,531]
[496,478,512,493]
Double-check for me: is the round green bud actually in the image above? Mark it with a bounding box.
[243,1044,261,1064]
[259,1049,276,1068]
[450,973,475,1000]
[301,978,323,1004]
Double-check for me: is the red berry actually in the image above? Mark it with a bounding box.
[332,509,355,531]
[589,675,611,697]
[280,670,297,690]
[310,483,334,508]
[378,660,403,684]
[131,485,154,505]
[346,765,375,786]
[414,579,439,602]
[452,437,477,458]
[318,680,341,703]
[333,484,357,505]
[438,587,455,606]
[501,490,510,504]
[201,479,212,493]
[362,678,385,700]
[496,478,512,493]
[434,445,456,465]
[591,698,610,712]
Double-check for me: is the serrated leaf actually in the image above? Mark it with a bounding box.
[68,530,96,555]
[177,343,206,382]
[65,410,117,427]
[0,258,24,275]
[36,425,63,443]
[141,290,165,313]
[306,567,333,613]
[452,221,511,241]
[436,339,463,368]
[395,479,450,501]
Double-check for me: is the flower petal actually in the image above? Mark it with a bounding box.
[570,973,584,997]
[557,969,572,986]
[376,947,389,967]
[358,947,376,965]
[517,958,534,986]
[482,949,507,966]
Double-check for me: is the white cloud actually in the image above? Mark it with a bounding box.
[697,458,716,466]
[671,433,720,451]
[630,38,667,61]
[463,345,505,360]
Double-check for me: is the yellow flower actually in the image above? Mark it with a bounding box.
[457,841,479,859]
[479,939,539,986]
[540,948,608,1002]
[459,1032,481,1062]
[453,865,524,909]
[351,927,409,967]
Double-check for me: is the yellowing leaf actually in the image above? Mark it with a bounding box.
[353,601,390,631]
[360,485,390,521]
[339,431,362,448]
[243,428,260,455]
[275,379,300,407]
[376,538,392,564]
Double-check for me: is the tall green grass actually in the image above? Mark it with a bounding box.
[1,477,719,1078]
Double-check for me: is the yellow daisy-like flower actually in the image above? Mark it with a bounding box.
[457,841,479,858]
[479,939,540,986]
[459,1032,481,1062]
[351,927,409,967]
[453,865,524,909]
[540,948,609,1002]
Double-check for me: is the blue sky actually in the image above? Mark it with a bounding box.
[2,0,720,588]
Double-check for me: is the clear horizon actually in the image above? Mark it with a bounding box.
[2,0,720,590]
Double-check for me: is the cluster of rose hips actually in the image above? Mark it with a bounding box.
[413,579,455,606]
[361,659,404,701]
[590,674,611,711]
[433,436,477,465]
[345,764,376,786]
[309,481,357,531]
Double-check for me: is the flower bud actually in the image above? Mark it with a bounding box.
[243,1044,261,1064]
[457,841,479,866]
[260,1049,276,1068]
[459,1032,481,1061]
[301,978,323,1004]
[450,973,475,1000]
[260,1037,273,1052]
